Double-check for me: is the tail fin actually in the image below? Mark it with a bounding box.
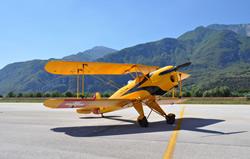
[94,92,101,99]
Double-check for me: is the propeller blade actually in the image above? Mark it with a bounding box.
[175,62,191,70]
[178,73,182,98]
[173,62,191,98]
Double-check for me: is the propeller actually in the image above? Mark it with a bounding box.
[175,62,191,98]
[159,62,192,76]
[164,62,192,98]
[171,73,183,99]
[178,73,182,98]
[175,62,192,71]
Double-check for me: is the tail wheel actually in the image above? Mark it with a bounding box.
[137,116,149,127]
[166,113,176,125]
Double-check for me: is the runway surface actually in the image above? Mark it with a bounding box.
[0,103,250,159]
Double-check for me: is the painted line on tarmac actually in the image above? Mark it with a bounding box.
[163,106,185,159]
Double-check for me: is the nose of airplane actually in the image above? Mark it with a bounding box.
[175,71,190,98]
[177,72,190,82]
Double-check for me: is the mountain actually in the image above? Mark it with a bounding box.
[97,38,188,66]
[0,46,117,95]
[0,24,250,95]
[177,26,250,90]
[207,24,250,37]
[98,25,250,91]
[62,46,117,61]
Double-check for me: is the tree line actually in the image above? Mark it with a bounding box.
[0,86,249,98]
[0,91,112,98]
[163,86,249,97]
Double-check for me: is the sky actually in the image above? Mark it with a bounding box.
[0,0,250,69]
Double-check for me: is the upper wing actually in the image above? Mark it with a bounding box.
[45,61,159,75]
[44,98,133,109]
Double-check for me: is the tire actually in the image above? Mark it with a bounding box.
[166,113,175,125]
[137,116,149,127]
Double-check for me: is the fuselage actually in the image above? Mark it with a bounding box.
[110,65,187,100]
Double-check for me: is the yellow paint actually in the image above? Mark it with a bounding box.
[163,107,185,159]
[43,61,190,117]
[44,99,64,108]
[172,88,175,98]
[45,61,159,75]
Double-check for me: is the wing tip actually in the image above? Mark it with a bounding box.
[43,99,62,108]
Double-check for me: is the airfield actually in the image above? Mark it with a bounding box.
[0,103,250,159]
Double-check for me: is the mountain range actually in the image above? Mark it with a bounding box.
[62,46,117,61]
[0,23,249,95]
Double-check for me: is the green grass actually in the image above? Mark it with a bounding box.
[182,97,250,104]
[0,98,46,103]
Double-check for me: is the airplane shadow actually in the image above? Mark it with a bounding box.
[51,117,247,137]
[79,115,122,119]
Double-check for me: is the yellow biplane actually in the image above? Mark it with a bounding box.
[44,61,191,127]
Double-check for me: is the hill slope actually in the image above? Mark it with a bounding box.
[207,24,250,37]
[98,25,250,91]
[0,46,117,94]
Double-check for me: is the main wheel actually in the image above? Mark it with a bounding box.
[137,116,149,127]
[166,113,175,125]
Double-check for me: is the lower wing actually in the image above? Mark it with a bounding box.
[44,98,133,109]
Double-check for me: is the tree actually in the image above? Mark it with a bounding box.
[191,86,203,97]
[219,86,231,97]
[7,92,16,98]
[36,92,43,97]
[17,93,23,97]
[103,92,110,98]
[44,93,51,97]
[27,93,34,97]
[203,90,212,97]
[183,91,191,97]
[202,86,231,97]
[246,94,250,100]
[231,92,240,97]
[102,91,114,98]
[65,91,73,97]
[51,92,62,97]
[163,92,172,97]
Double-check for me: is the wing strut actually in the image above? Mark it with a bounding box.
[82,75,84,97]
[76,64,87,98]
[77,74,80,98]
[172,88,175,98]
[179,73,182,98]
[147,109,153,119]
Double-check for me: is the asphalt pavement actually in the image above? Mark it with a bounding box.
[0,103,249,159]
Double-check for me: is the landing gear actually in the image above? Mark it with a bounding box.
[165,113,176,125]
[101,113,104,118]
[137,116,148,127]
[133,102,149,127]
[145,98,176,125]
[134,99,176,127]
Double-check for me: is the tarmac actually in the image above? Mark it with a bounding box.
[0,103,250,159]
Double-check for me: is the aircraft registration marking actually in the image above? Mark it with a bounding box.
[59,101,86,108]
